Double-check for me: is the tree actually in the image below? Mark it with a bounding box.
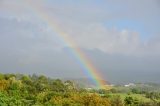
[124,96,134,105]
[0,73,112,106]
[111,95,123,106]
[0,79,9,91]
[81,93,111,106]
[51,79,66,92]
[64,80,76,91]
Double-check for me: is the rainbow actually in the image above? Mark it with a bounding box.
[25,1,105,88]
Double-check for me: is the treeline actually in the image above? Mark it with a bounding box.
[0,73,160,106]
[0,73,110,106]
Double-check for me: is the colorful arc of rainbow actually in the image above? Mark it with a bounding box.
[26,1,105,88]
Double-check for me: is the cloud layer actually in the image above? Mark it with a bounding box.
[0,0,160,83]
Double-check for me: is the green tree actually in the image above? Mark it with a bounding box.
[124,96,134,105]
[111,95,123,106]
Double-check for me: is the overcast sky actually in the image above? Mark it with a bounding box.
[0,0,160,83]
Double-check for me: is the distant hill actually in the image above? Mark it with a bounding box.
[62,78,110,88]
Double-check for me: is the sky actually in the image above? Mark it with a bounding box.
[0,0,160,84]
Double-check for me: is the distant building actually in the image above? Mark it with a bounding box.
[124,83,135,87]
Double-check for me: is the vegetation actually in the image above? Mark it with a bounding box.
[0,73,160,106]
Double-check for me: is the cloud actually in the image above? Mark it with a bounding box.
[1,0,159,56]
[0,17,64,52]
[55,20,160,56]
[0,0,160,57]
[0,0,160,83]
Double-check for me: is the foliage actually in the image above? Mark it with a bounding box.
[110,95,124,106]
[0,73,160,106]
[0,73,112,106]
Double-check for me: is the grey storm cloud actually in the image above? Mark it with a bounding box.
[0,0,160,83]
